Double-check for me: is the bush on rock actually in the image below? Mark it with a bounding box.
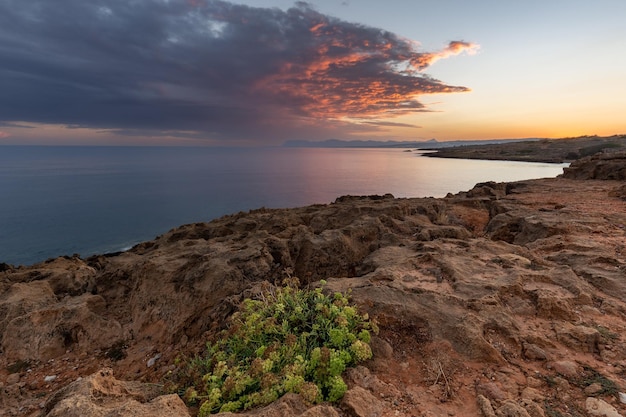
[180,278,376,415]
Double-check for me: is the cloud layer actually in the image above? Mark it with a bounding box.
[0,0,477,142]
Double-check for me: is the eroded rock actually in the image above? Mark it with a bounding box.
[340,386,383,417]
[561,151,626,180]
[43,368,190,417]
[585,397,624,417]
[2,158,626,417]
[495,400,532,417]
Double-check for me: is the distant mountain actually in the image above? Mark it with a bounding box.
[283,139,437,148]
[282,138,540,149]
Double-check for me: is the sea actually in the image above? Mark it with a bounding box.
[0,146,568,266]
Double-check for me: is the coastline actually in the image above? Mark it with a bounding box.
[1,152,626,417]
[0,147,567,267]
[424,134,626,163]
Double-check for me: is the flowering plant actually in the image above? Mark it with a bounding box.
[181,278,376,415]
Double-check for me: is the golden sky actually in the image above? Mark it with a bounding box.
[1,0,624,145]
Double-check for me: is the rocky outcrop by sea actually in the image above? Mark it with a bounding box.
[1,152,626,417]
[561,150,626,180]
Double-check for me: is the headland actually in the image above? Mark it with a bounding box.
[426,134,626,163]
[1,152,626,417]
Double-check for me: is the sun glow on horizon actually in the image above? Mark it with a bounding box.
[0,0,625,145]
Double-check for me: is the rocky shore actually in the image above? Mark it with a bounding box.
[426,135,626,163]
[1,152,626,417]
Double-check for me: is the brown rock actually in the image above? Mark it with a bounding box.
[585,397,624,417]
[522,343,548,361]
[42,368,189,417]
[41,257,97,296]
[525,377,543,389]
[486,213,565,245]
[216,393,339,417]
[495,400,532,417]
[343,366,401,399]
[552,377,571,402]
[549,360,580,378]
[369,336,393,359]
[520,400,546,417]
[2,294,123,361]
[520,388,544,403]
[5,373,20,384]
[0,281,57,336]
[561,151,626,180]
[477,382,509,403]
[585,382,605,396]
[477,394,497,417]
[535,293,575,321]
[554,324,600,353]
[340,387,383,417]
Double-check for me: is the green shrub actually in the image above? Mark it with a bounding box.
[182,279,377,415]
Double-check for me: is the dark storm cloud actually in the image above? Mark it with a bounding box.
[0,0,477,141]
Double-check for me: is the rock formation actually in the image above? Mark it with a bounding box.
[561,151,626,180]
[1,154,626,416]
[42,368,189,417]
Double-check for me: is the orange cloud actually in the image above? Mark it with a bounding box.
[254,18,477,120]
[410,41,480,70]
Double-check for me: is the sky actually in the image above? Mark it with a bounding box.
[1,0,625,146]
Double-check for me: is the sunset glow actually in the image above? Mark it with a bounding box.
[0,0,624,145]
[252,14,476,120]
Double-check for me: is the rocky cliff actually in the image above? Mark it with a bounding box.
[1,153,626,417]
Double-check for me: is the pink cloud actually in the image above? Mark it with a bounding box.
[410,41,480,70]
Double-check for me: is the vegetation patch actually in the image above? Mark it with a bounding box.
[543,402,566,417]
[6,359,30,374]
[595,325,619,341]
[172,278,377,415]
[104,340,128,361]
[573,366,619,397]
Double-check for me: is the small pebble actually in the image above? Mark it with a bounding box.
[619,392,626,405]
[584,382,603,396]
[6,373,20,384]
[147,353,162,368]
[44,375,57,382]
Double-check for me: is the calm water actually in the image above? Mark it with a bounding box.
[0,146,568,266]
